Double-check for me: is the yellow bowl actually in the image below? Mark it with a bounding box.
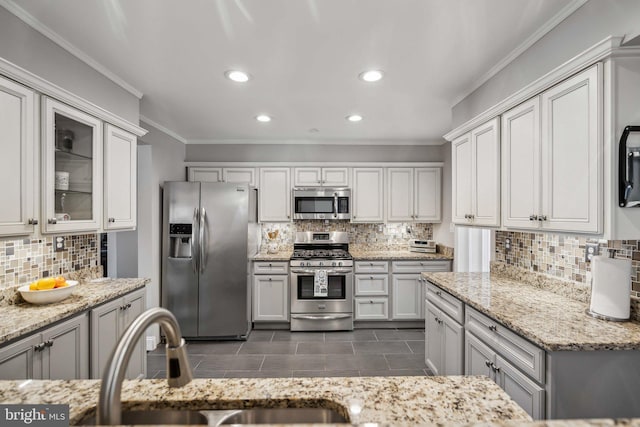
[18,280,78,305]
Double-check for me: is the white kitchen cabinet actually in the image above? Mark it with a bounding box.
[253,275,289,322]
[259,168,291,222]
[391,274,423,320]
[293,167,349,187]
[0,313,88,380]
[253,262,289,323]
[502,64,602,233]
[355,298,389,320]
[90,288,146,379]
[425,300,464,376]
[42,97,102,234]
[352,168,384,223]
[188,167,257,187]
[452,118,500,227]
[354,261,389,321]
[465,332,544,419]
[0,76,39,236]
[387,168,441,222]
[104,124,137,230]
[540,64,601,233]
[354,274,389,296]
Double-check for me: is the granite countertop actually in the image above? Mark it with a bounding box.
[0,376,531,426]
[252,251,292,261]
[350,250,453,261]
[422,271,640,351]
[0,278,148,345]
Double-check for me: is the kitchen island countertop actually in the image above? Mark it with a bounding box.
[0,278,148,345]
[422,270,640,351]
[0,375,532,426]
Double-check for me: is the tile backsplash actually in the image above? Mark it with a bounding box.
[495,231,640,297]
[0,234,99,289]
[261,221,433,251]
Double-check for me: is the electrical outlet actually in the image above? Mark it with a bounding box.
[505,238,511,251]
[585,243,599,262]
[55,236,65,252]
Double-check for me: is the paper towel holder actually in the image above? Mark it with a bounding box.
[585,308,628,322]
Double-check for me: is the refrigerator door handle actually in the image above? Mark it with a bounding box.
[192,208,199,273]
[200,207,208,273]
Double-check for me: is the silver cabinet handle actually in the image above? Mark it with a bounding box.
[28,218,38,225]
[529,215,538,221]
[108,217,116,223]
[48,218,57,224]
[488,325,497,332]
[268,277,272,281]
[435,290,442,296]
[369,300,374,304]
[485,360,492,368]
[493,364,501,373]
[370,276,373,279]
[34,343,45,352]
[44,339,53,348]
[538,215,547,221]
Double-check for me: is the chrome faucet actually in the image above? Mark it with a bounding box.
[97,307,193,425]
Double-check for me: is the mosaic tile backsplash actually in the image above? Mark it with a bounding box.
[495,231,640,297]
[0,234,99,289]
[261,221,433,252]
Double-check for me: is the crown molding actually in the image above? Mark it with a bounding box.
[0,0,143,99]
[139,115,188,144]
[186,138,445,146]
[444,35,624,141]
[185,161,445,168]
[0,55,147,137]
[451,0,589,107]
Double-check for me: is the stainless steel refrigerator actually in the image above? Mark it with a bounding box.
[161,181,259,339]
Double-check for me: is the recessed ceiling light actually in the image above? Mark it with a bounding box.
[225,70,250,83]
[346,114,363,122]
[256,114,271,123]
[359,70,384,82]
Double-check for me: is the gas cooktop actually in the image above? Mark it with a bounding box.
[291,248,352,260]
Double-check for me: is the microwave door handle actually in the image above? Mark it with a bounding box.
[191,208,199,273]
[333,194,338,218]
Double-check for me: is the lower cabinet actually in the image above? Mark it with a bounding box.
[90,288,147,379]
[354,263,389,321]
[253,262,289,323]
[424,300,463,375]
[391,261,452,320]
[465,332,544,419]
[0,313,89,380]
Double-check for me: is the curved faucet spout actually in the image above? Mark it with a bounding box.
[97,307,193,425]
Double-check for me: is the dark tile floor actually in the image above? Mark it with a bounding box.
[147,328,433,379]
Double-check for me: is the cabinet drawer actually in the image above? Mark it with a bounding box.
[391,260,451,273]
[355,298,388,320]
[355,261,389,274]
[355,275,388,296]
[465,306,545,384]
[425,282,464,324]
[254,261,289,275]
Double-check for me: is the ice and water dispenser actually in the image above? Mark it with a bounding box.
[619,125,640,207]
[169,223,193,258]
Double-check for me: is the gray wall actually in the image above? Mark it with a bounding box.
[0,6,139,123]
[186,143,443,162]
[452,0,640,127]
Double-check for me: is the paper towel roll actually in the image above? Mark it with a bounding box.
[589,256,631,320]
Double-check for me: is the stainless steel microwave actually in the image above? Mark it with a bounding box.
[292,188,351,220]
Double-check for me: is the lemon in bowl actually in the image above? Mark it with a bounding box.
[19,278,78,305]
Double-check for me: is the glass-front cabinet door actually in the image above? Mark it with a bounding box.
[42,97,102,233]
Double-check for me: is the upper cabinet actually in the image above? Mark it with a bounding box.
[188,167,257,186]
[259,167,291,222]
[502,64,602,233]
[42,97,102,234]
[452,118,500,227]
[104,124,137,230]
[0,76,39,236]
[352,168,384,223]
[293,167,349,187]
[387,167,441,222]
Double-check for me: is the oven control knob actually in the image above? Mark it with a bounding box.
[332,261,336,267]
[319,262,324,266]
[338,261,343,266]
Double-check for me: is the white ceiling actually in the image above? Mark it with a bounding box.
[6,0,579,144]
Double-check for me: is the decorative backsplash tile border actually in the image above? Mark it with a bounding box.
[495,231,640,298]
[261,221,433,252]
[0,234,99,290]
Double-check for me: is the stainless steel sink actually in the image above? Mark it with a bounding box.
[77,407,348,425]
[79,409,209,425]
[216,408,348,425]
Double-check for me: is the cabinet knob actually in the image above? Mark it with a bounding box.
[28,218,39,225]
[369,300,374,304]
[529,215,538,221]
[34,343,45,352]
[48,218,57,224]
[485,360,492,368]
[493,364,501,373]
[488,325,497,332]
[538,215,547,221]
[108,217,116,223]
[45,339,53,347]
[268,277,272,281]
[435,290,442,296]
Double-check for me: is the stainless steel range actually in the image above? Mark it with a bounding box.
[290,232,353,331]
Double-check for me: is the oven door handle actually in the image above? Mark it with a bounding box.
[291,314,352,321]
[291,269,352,274]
